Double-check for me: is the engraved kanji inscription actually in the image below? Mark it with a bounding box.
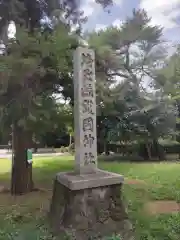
[82,99,94,114]
[83,134,95,148]
[73,48,97,173]
[81,53,93,68]
[83,117,93,132]
[83,68,93,82]
[81,83,93,97]
[84,152,96,165]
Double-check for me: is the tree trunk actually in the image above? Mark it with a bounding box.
[104,142,110,155]
[11,124,34,195]
[69,134,72,146]
[104,142,107,155]
[153,139,166,160]
[145,142,152,160]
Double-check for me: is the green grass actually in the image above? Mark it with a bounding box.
[0,157,180,239]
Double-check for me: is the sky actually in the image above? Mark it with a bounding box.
[81,0,180,44]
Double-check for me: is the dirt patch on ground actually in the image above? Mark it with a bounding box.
[125,178,161,188]
[125,180,180,215]
[144,201,180,215]
[125,178,147,185]
[0,190,51,218]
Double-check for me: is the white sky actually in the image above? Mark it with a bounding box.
[0,21,16,54]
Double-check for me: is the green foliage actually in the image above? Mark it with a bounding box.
[104,236,121,240]
[0,25,77,137]
[58,103,74,134]
[87,9,176,152]
[163,144,180,154]
[155,46,180,143]
[0,0,114,43]
[59,146,68,153]
[1,6,175,153]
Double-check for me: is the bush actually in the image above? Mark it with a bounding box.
[59,146,66,153]
[64,147,69,152]
[107,143,139,155]
[164,144,180,154]
[99,154,144,162]
[108,142,180,156]
[68,143,75,154]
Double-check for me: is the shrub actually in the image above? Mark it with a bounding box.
[68,143,75,154]
[107,143,139,155]
[64,147,69,152]
[164,144,180,154]
[59,146,66,153]
[99,154,143,162]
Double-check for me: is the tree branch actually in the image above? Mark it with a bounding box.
[107,72,129,79]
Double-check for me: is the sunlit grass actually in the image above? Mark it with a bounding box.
[0,159,11,173]
[0,156,180,239]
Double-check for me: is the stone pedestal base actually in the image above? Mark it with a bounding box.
[49,170,134,240]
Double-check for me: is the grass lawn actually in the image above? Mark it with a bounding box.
[0,156,180,239]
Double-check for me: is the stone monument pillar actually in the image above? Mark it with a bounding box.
[73,47,97,174]
[49,47,134,240]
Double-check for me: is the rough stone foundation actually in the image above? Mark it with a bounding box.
[49,171,134,240]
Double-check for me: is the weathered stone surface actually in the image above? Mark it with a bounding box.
[49,179,134,240]
[73,47,97,175]
[56,169,124,190]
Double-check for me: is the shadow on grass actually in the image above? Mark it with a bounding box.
[0,157,180,239]
[0,157,74,190]
[1,156,180,191]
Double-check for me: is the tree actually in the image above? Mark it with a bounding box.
[0,25,77,195]
[154,46,180,152]
[88,9,164,86]
[87,9,176,157]
[38,103,74,147]
[25,95,65,149]
[0,0,116,195]
[58,104,74,146]
[0,0,114,38]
